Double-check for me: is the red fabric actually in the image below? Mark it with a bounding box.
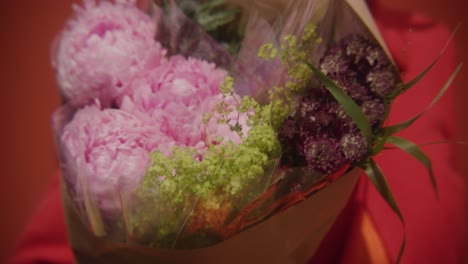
[8,3,465,264]
[8,176,73,264]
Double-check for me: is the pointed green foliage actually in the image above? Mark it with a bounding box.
[365,31,460,263]
[397,234,407,264]
[383,63,461,135]
[194,0,239,31]
[362,159,404,223]
[176,0,244,54]
[414,140,466,148]
[370,136,388,156]
[387,136,438,196]
[388,26,459,99]
[362,159,406,264]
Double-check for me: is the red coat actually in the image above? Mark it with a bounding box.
[9,2,465,263]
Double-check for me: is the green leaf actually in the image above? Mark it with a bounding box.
[396,234,407,264]
[362,159,406,264]
[419,140,466,147]
[362,159,404,223]
[389,25,459,99]
[387,136,438,196]
[196,10,238,31]
[383,140,466,150]
[204,0,226,9]
[303,61,373,143]
[326,13,337,48]
[371,136,388,156]
[383,63,462,135]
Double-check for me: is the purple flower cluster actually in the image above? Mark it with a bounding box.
[278,34,399,174]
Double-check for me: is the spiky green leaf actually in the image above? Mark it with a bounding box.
[387,136,438,196]
[383,64,462,135]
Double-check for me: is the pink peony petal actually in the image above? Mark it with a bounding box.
[120,56,246,152]
[61,104,174,211]
[54,0,167,107]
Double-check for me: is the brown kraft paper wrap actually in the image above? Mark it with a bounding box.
[63,169,361,264]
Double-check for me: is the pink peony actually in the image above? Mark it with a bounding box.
[120,56,246,152]
[53,0,166,107]
[61,104,174,211]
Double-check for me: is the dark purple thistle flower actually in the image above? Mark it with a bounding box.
[367,68,398,97]
[327,101,356,133]
[278,33,398,176]
[319,47,352,76]
[297,96,321,118]
[297,97,334,131]
[305,110,334,130]
[343,34,391,70]
[343,34,370,65]
[340,131,368,162]
[362,98,387,127]
[278,117,306,167]
[328,101,350,122]
[329,76,373,104]
[320,34,397,99]
[365,46,392,69]
[278,117,298,142]
[317,34,397,129]
[303,136,347,174]
[296,99,353,141]
[317,34,396,113]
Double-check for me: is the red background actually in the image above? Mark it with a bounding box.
[0,1,77,262]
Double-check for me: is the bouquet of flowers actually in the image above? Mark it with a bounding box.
[51,0,459,263]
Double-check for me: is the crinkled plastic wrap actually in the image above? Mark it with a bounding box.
[53,0,395,262]
[62,168,361,264]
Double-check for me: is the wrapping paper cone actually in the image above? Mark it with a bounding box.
[60,0,392,263]
[63,169,361,264]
